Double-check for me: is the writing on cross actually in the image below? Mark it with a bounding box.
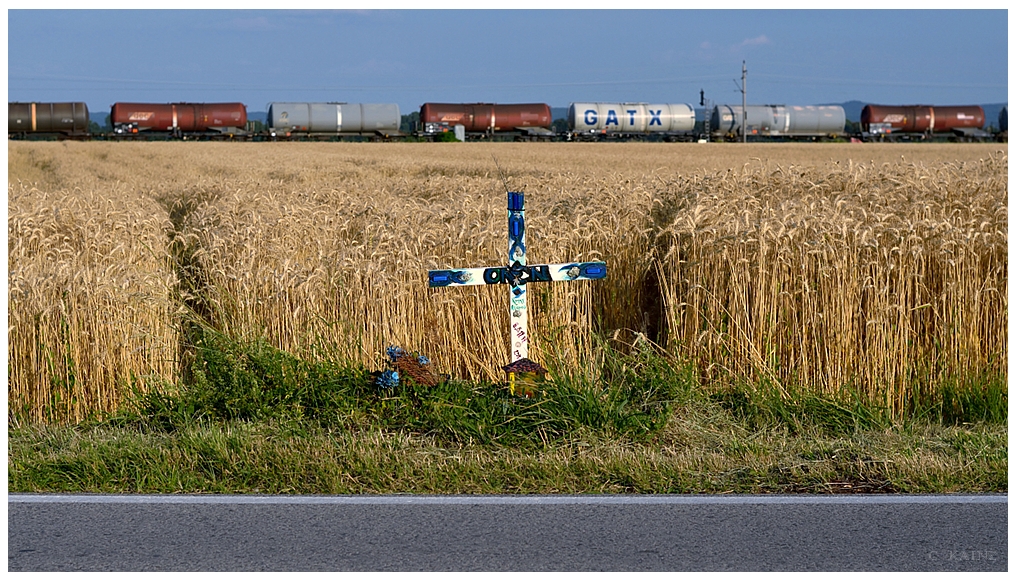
[428,191,607,394]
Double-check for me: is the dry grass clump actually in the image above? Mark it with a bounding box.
[8,181,178,423]
[652,153,1007,415]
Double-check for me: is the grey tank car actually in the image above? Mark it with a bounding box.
[266,102,401,137]
[711,104,846,139]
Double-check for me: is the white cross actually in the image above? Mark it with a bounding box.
[429,191,607,374]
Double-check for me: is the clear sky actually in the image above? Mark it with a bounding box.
[6,7,1009,116]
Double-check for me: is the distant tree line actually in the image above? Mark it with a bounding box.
[400,112,420,134]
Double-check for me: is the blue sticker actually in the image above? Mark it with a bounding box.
[429,270,454,287]
[509,214,525,239]
[581,263,607,279]
[508,192,525,211]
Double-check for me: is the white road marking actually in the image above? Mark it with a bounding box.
[7,494,1007,505]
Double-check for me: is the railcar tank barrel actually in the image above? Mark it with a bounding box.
[9,102,89,133]
[710,104,845,138]
[110,102,247,132]
[860,104,985,133]
[267,103,400,134]
[567,103,695,133]
[419,103,552,133]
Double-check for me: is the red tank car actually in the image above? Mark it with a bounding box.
[861,105,984,134]
[110,102,247,134]
[419,103,552,134]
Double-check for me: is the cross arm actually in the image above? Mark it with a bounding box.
[428,261,607,288]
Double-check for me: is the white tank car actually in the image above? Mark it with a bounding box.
[267,103,400,134]
[568,103,696,134]
[711,105,845,137]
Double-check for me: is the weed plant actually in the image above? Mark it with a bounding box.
[113,327,690,448]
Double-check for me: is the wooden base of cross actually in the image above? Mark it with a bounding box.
[429,191,607,395]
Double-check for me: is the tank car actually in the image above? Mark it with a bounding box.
[9,102,90,137]
[567,103,695,140]
[266,102,401,138]
[419,103,552,137]
[711,104,846,139]
[110,102,247,136]
[860,105,984,135]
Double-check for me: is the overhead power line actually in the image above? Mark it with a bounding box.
[752,73,1005,90]
[8,73,736,92]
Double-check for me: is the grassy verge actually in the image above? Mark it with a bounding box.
[8,330,1007,494]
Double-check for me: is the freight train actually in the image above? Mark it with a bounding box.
[8,100,1007,142]
[7,101,406,141]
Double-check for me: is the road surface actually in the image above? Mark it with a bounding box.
[8,494,1007,571]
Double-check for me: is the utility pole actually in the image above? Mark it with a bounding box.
[741,61,747,143]
[700,89,710,141]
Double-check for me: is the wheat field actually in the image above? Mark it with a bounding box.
[7,141,1008,423]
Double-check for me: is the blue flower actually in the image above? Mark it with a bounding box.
[417,355,430,366]
[375,370,399,389]
[386,345,405,362]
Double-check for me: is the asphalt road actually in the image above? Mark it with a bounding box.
[8,494,1007,571]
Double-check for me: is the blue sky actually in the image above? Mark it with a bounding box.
[6,8,1009,116]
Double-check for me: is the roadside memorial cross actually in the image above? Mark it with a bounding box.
[428,191,607,395]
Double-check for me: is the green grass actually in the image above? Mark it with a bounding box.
[107,328,687,446]
[7,328,1007,495]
